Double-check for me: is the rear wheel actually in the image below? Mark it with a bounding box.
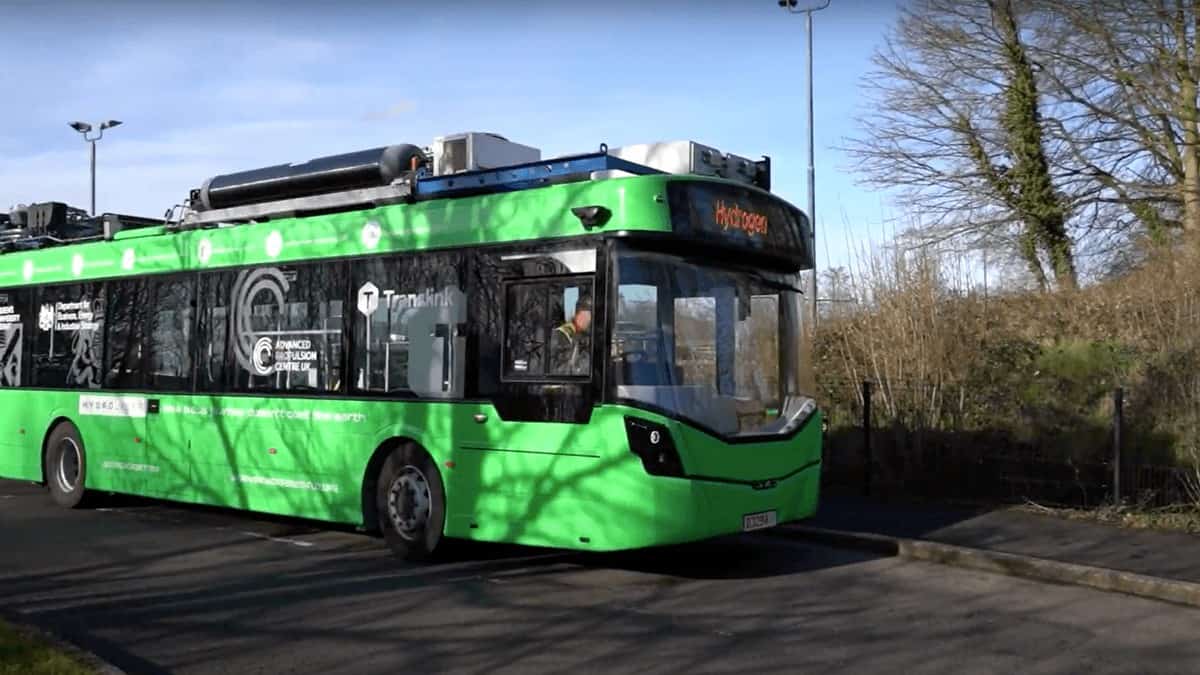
[44,421,88,509]
[376,443,446,561]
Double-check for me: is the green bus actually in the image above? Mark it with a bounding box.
[0,133,821,560]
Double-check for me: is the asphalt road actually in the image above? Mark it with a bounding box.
[3,478,1200,675]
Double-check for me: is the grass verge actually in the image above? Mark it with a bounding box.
[0,618,97,675]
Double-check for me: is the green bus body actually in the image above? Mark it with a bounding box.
[0,173,822,552]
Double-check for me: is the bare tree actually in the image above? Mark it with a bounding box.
[819,266,857,320]
[846,0,1076,290]
[1031,0,1199,251]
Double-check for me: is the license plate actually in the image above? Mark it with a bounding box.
[742,510,778,531]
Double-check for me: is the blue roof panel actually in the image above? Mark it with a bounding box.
[413,152,662,200]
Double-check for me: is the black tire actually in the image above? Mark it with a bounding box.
[44,421,88,509]
[375,443,446,561]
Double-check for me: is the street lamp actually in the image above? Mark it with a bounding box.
[778,0,829,328]
[68,119,123,216]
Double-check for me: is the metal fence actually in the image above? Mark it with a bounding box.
[819,379,1194,509]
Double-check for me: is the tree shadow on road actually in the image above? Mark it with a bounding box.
[0,488,886,675]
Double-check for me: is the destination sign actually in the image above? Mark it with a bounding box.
[666,181,813,266]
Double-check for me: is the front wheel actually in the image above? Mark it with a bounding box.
[376,443,446,561]
[44,421,89,509]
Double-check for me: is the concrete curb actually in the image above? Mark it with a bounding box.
[781,525,1200,609]
[1,610,126,675]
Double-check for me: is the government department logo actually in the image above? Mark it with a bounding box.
[38,304,54,331]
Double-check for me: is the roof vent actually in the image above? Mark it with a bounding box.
[607,140,770,190]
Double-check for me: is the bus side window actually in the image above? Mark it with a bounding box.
[105,278,152,390]
[195,272,233,392]
[226,262,346,394]
[146,277,194,392]
[351,251,466,399]
[468,252,504,398]
[0,288,30,388]
[32,283,105,389]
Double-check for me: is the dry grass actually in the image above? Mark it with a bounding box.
[817,238,1200,470]
[1015,500,1200,535]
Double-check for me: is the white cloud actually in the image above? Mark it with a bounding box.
[246,36,337,65]
[85,40,191,87]
[216,80,327,108]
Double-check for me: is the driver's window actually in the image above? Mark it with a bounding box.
[503,278,593,380]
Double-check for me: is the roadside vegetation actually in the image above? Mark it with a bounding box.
[823,1,1200,517]
[0,619,96,675]
[817,240,1200,465]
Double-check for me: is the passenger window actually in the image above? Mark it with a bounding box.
[351,252,467,399]
[468,251,504,398]
[147,278,194,391]
[227,263,346,393]
[105,279,154,389]
[32,283,105,389]
[195,272,233,392]
[0,288,29,387]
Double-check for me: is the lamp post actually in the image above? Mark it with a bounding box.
[68,119,122,216]
[778,0,829,329]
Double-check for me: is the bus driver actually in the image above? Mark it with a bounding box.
[550,294,591,376]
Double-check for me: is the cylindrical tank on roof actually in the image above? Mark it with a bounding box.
[197,144,425,211]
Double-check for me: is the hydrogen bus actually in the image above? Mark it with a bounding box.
[0,132,821,560]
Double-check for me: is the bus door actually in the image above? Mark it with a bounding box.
[139,276,196,498]
[450,248,601,527]
[91,279,156,494]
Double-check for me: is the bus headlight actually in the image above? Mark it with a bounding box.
[624,416,685,478]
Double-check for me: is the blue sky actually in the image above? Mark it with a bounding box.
[0,0,904,275]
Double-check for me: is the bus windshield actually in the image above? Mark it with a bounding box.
[611,245,810,437]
